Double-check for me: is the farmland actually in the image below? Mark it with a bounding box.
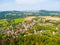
[14,18,24,23]
[41,16,60,21]
[24,16,36,21]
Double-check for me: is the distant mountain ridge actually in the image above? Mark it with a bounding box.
[39,10,60,16]
[0,10,60,19]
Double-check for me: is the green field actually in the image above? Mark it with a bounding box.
[14,18,24,24]
[0,19,7,24]
[0,18,24,24]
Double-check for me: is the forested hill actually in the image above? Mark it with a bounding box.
[0,10,60,19]
[39,10,60,16]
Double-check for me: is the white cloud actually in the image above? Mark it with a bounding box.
[16,0,47,4]
[0,0,60,11]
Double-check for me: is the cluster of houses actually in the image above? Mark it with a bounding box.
[0,17,60,38]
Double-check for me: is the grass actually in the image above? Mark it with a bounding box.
[14,18,24,24]
[0,19,7,24]
[0,18,24,25]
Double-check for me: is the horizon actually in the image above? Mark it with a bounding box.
[0,10,60,12]
[0,0,60,11]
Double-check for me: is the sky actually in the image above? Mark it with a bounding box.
[0,0,60,11]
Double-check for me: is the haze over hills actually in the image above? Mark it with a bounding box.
[0,10,60,19]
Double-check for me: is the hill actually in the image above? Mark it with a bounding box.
[0,10,60,19]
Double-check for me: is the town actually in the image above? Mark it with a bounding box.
[0,16,60,45]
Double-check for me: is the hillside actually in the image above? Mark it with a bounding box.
[0,10,60,19]
[0,16,60,45]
